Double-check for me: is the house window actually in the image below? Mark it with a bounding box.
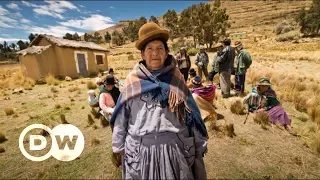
[96,55,104,65]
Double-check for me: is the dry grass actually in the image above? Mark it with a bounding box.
[310,133,320,155]
[87,81,97,90]
[0,132,7,143]
[60,114,69,124]
[68,86,80,92]
[87,114,95,126]
[253,111,270,130]
[50,87,59,93]
[92,125,98,130]
[64,104,71,110]
[91,108,100,119]
[0,146,5,153]
[0,66,35,90]
[54,104,61,109]
[100,116,109,127]
[4,107,14,116]
[91,138,100,146]
[307,106,320,125]
[45,74,60,86]
[223,124,236,138]
[230,99,246,115]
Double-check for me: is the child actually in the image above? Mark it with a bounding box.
[88,90,99,107]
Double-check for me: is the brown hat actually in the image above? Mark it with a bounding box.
[257,77,271,86]
[135,22,169,50]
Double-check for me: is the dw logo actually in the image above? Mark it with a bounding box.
[19,124,85,162]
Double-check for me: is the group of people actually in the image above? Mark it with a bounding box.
[88,68,121,122]
[176,38,252,99]
[85,22,295,179]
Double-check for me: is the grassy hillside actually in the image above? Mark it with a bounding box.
[90,1,311,40]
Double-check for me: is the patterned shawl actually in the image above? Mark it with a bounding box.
[191,84,216,102]
[110,55,208,137]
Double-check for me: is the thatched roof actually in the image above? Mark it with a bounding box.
[16,45,51,56]
[30,34,109,52]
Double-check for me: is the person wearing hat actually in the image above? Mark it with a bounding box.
[195,45,209,81]
[108,68,123,87]
[243,77,296,135]
[190,76,217,120]
[110,22,208,179]
[187,68,197,88]
[176,47,191,81]
[234,41,252,96]
[208,42,224,85]
[98,74,120,122]
[216,39,236,98]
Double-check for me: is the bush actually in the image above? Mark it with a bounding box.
[45,74,60,86]
[87,114,95,126]
[230,100,246,115]
[87,81,97,90]
[275,31,299,42]
[274,20,295,35]
[0,132,7,143]
[68,86,80,92]
[51,87,58,93]
[4,107,14,116]
[253,111,270,130]
[54,104,61,109]
[0,146,5,153]
[60,114,69,124]
[91,138,100,146]
[187,48,199,56]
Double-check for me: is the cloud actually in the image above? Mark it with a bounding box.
[0,15,17,28]
[6,3,21,10]
[33,8,64,19]
[21,1,35,7]
[0,38,28,42]
[1,34,11,37]
[59,14,114,31]
[21,1,79,19]
[23,25,84,38]
[13,12,23,18]
[21,18,31,24]
[110,6,115,9]
[0,5,9,16]
[79,5,85,8]
[0,5,21,28]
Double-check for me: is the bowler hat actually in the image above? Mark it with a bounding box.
[192,76,202,88]
[104,74,115,85]
[135,22,169,50]
[222,39,231,46]
[189,68,196,76]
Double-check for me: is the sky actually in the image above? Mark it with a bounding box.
[0,0,208,43]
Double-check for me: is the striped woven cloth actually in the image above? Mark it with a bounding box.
[191,85,216,102]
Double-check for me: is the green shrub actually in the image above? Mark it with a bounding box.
[275,31,299,42]
[187,48,199,56]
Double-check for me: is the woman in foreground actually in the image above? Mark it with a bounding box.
[110,22,208,180]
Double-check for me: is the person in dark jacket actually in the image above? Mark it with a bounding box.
[208,42,223,84]
[216,39,235,98]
